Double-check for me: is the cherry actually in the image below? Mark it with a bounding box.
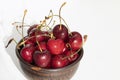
[47,39,65,55]
[69,32,82,51]
[70,31,82,38]
[33,50,51,68]
[64,50,79,62]
[27,24,38,34]
[42,31,50,41]
[29,29,49,43]
[53,24,69,42]
[36,42,47,51]
[45,62,51,69]
[62,44,70,53]
[51,54,69,69]
[20,44,35,63]
[24,36,35,46]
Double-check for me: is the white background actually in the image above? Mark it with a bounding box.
[0,0,120,80]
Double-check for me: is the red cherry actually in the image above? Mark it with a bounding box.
[47,39,65,55]
[45,62,51,69]
[20,44,35,63]
[51,54,69,69]
[53,24,69,42]
[24,36,35,46]
[62,44,70,53]
[42,31,50,41]
[36,42,47,51]
[33,50,51,68]
[69,32,82,51]
[27,24,38,34]
[29,29,49,43]
[70,31,82,38]
[64,50,79,62]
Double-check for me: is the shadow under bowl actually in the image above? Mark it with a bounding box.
[16,42,84,80]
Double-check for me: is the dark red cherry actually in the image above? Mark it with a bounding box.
[45,62,51,69]
[70,31,82,38]
[42,31,50,41]
[51,54,69,69]
[36,42,47,51]
[64,50,79,62]
[33,50,51,68]
[27,24,38,34]
[53,24,69,42]
[20,44,35,63]
[29,29,49,43]
[24,36,35,46]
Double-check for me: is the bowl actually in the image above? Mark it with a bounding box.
[15,40,84,80]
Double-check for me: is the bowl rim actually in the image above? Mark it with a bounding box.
[15,40,84,72]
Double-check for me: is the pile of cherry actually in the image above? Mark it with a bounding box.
[19,23,84,69]
[5,2,87,69]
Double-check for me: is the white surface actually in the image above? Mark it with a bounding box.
[0,0,120,80]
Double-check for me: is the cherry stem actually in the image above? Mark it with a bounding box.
[34,27,43,52]
[12,22,29,38]
[17,34,50,48]
[45,10,54,30]
[17,36,35,48]
[83,35,87,43]
[48,14,70,32]
[12,22,30,27]
[16,26,23,36]
[36,41,43,52]
[50,20,56,30]
[35,10,70,33]
[5,38,18,48]
[59,2,66,30]
[21,9,27,46]
[36,18,47,30]
[50,33,54,39]
[62,50,75,60]
[66,43,71,48]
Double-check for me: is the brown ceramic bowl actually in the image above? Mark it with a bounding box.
[16,40,84,80]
